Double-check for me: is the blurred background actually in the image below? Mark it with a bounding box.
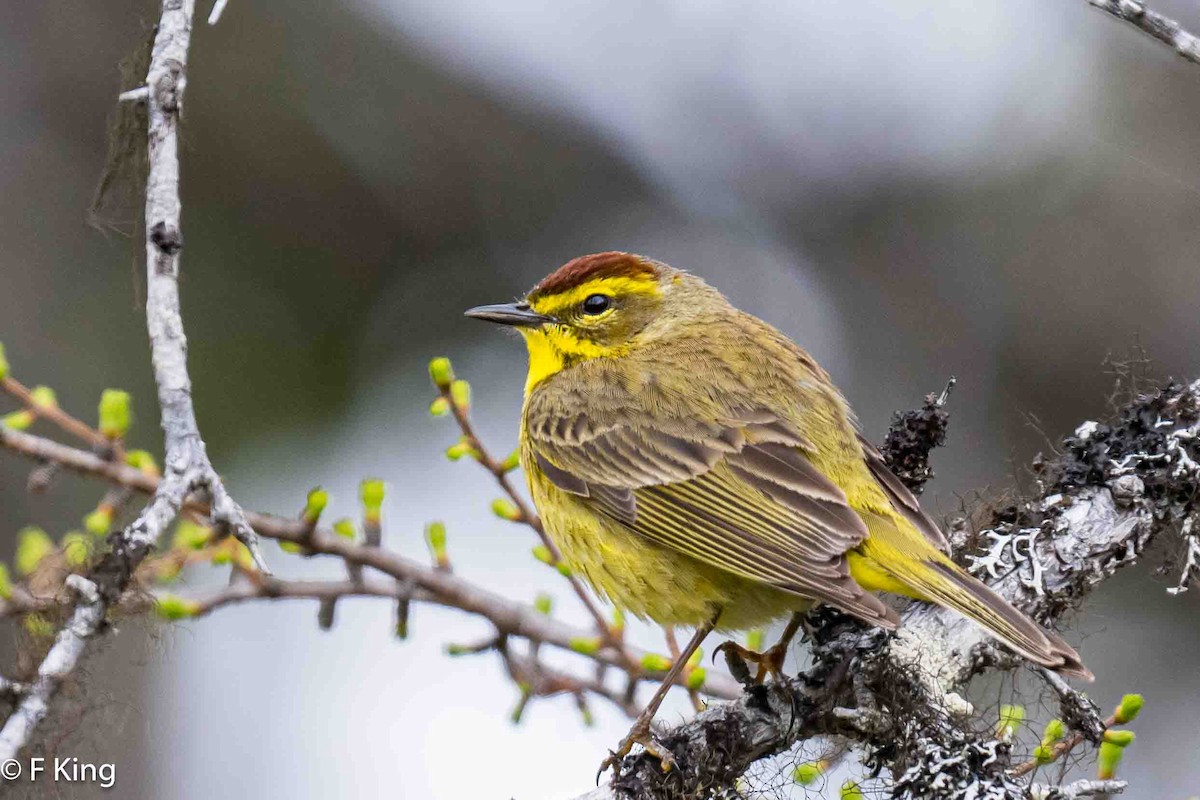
[2,0,1199,797]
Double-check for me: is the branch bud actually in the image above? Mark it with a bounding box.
[1033,744,1055,765]
[29,385,57,410]
[555,561,573,577]
[640,653,673,673]
[125,449,161,477]
[501,449,521,472]
[61,531,91,568]
[449,379,471,412]
[444,439,475,461]
[1103,730,1135,747]
[1098,741,1125,780]
[425,521,449,569]
[302,487,329,525]
[745,629,764,651]
[23,613,53,639]
[1041,718,1066,746]
[0,342,8,381]
[686,666,706,690]
[1114,693,1144,724]
[333,518,356,540]
[84,504,115,537]
[534,593,553,615]
[792,761,825,786]
[155,594,201,620]
[429,397,450,417]
[360,479,385,521]
[428,357,455,389]
[997,704,1025,740]
[1,410,34,430]
[568,636,602,655]
[491,498,521,522]
[531,545,554,565]
[0,563,12,600]
[98,389,132,439]
[16,527,53,576]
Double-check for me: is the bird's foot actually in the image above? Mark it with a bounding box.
[714,639,789,685]
[596,718,676,783]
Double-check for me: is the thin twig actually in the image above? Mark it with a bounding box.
[1089,0,1200,65]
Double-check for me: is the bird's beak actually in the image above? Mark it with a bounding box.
[464,302,556,328]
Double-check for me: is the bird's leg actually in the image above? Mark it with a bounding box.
[597,611,719,782]
[662,626,704,712]
[714,611,804,684]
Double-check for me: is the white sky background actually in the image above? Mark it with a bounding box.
[139,2,1200,799]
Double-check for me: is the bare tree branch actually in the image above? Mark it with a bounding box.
[1090,0,1200,65]
[0,0,266,760]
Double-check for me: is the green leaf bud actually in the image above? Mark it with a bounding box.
[444,440,472,461]
[792,761,824,786]
[1098,741,1124,779]
[29,386,57,410]
[1033,745,1056,765]
[429,396,450,417]
[449,379,471,411]
[303,487,329,524]
[569,636,601,655]
[0,342,9,381]
[445,643,471,657]
[1,410,34,430]
[1042,718,1066,745]
[687,647,704,668]
[1103,729,1135,747]
[1114,693,1144,724]
[16,527,53,575]
[0,562,12,600]
[555,561,573,577]
[997,704,1025,739]
[278,540,304,554]
[23,613,53,639]
[686,666,707,690]
[611,606,625,632]
[98,389,132,439]
[534,593,553,615]
[84,505,114,537]
[531,545,554,565]
[61,531,91,568]
[155,594,201,620]
[745,629,764,651]
[173,519,212,550]
[491,497,521,522]
[640,652,673,673]
[840,780,863,800]
[125,449,160,476]
[425,521,449,568]
[428,357,455,389]
[360,479,385,518]
[501,449,521,472]
[333,518,356,540]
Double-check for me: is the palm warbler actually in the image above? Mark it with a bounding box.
[467,252,1089,768]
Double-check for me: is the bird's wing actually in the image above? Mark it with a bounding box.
[856,434,950,554]
[525,376,899,628]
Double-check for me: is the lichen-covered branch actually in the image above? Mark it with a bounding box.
[580,379,1198,800]
[1089,0,1200,66]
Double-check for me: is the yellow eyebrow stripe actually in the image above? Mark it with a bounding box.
[530,275,660,317]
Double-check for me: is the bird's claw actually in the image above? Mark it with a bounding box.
[595,721,676,783]
[714,639,789,685]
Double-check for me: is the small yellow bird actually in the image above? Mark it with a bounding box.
[466,252,1089,767]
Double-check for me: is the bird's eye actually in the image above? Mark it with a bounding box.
[581,294,612,315]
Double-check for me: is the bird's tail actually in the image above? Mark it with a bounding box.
[851,521,1092,680]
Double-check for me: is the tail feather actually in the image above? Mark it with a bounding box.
[854,520,1091,680]
[921,560,1092,680]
